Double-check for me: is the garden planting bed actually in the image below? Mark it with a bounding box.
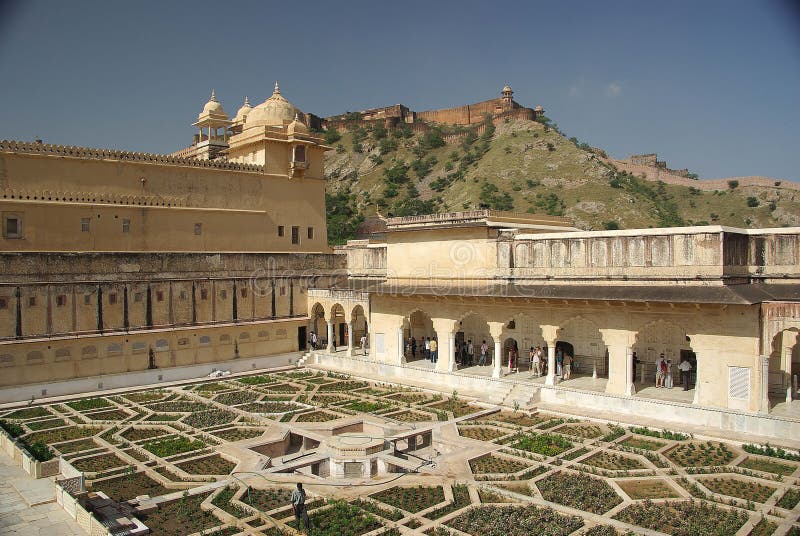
[25,418,67,431]
[458,425,509,441]
[385,409,437,422]
[2,406,52,419]
[138,492,223,536]
[239,487,295,512]
[316,380,369,392]
[341,400,394,414]
[288,500,383,536]
[86,409,131,421]
[146,400,212,413]
[621,436,666,451]
[494,481,536,496]
[350,499,404,521]
[56,438,100,454]
[471,411,546,428]
[88,471,171,502]
[477,488,515,503]
[121,427,170,441]
[697,476,777,503]
[556,423,606,439]
[237,375,276,385]
[613,499,749,535]
[778,488,800,509]
[213,391,261,405]
[507,431,573,456]
[26,426,101,445]
[446,504,584,536]
[176,453,236,475]
[142,436,206,458]
[665,441,735,467]
[738,455,798,476]
[72,452,128,473]
[310,393,353,405]
[182,410,237,429]
[424,484,471,519]
[67,398,112,411]
[385,392,431,404]
[582,451,646,471]
[617,478,681,500]
[210,427,266,441]
[144,413,183,421]
[259,383,303,394]
[123,391,168,403]
[371,485,445,513]
[470,454,531,474]
[294,410,343,422]
[426,399,481,417]
[536,471,623,514]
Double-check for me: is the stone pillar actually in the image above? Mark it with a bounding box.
[397,327,406,365]
[601,329,636,396]
[326,321,334,353]
[760,354,770,414]
[448,332,456,373]
[492,340,502,379]
[346,322,354,357]
[545,344,556,385]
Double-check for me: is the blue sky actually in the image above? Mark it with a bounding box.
[1,0,798,181]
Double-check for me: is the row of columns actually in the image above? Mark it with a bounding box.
[327,320,360,357]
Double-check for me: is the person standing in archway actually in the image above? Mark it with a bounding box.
[678,358,692,391]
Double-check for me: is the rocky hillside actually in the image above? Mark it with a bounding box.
[323,117,799,243]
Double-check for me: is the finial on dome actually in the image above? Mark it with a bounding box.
[210,89,217,101]
[244,96,250,106]
[294,113,299,121]
[274,81,280,95]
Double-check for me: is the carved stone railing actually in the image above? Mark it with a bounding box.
[0,139,265,173]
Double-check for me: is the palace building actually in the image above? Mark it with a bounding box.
[1,85,799,440]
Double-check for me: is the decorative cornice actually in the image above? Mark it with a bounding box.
[0,140,265,173]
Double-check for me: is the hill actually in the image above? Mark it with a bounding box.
[323,117,799,244]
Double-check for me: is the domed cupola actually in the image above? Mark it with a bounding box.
[198,90,229,121]
[233,96,252,125]
[245,82,305,128]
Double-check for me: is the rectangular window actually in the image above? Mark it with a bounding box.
[240,288,248,299]
[122,219,130,233]
[194,223,202,235]
[179,290,186,300]
[134,292,143,303]
[200,289,208,300]
[291,226,299,245]
[81,218,90,232]
[84,294,92,305]
[0,297,8,309]
[293,144,306,162]
[108,293,117,305]
[28,296,37,307]
[3,215,22,238]
[277,225,285,237]
[307,227,314,239]
[280,286,287,296]
[156,290,164,302]
[56,294,67,307]
[220,289,227,300]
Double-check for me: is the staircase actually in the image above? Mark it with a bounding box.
[500,382,539,410]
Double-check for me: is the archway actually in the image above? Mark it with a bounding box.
[309,303,325,349]
[634,319,694,391]
[560,316,607,378]
[503,337,520,372]
[456,313,493,368]
[502,314,546,372]
[351,305,369,354]
[406,310,435,362]
[769,328,799,404]
[330,303,346,349]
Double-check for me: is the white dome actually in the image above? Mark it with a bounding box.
[234,96,252,123]
[201,90,227,117]
[246,82,304,128]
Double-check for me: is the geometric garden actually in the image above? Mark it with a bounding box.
[2,368,799,536]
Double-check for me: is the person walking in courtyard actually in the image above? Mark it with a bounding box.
[632,351,639,383]
[678,358,692,391]
[424,337,431,360]
[479,340,488,366]
[411,336,417,359]
[360,333,368,355]
[310,331,317,350]
[555,348,564,378]
[467,339,474,366]
[530,347,540,376]
[563,352,573,380]
[655,353,666,388]
[430,337,438,363]
[291,482,312,534]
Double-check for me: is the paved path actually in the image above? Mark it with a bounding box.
[0,451,83,536]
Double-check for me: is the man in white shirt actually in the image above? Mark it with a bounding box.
[424,337,431,360]
[479,340,488,366]
[678,358,692,391]
[360,334,367,355]
[467,340,474,366]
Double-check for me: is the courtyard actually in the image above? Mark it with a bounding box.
[1,367,799,536]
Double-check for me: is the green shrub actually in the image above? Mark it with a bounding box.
[747,196,760,207]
